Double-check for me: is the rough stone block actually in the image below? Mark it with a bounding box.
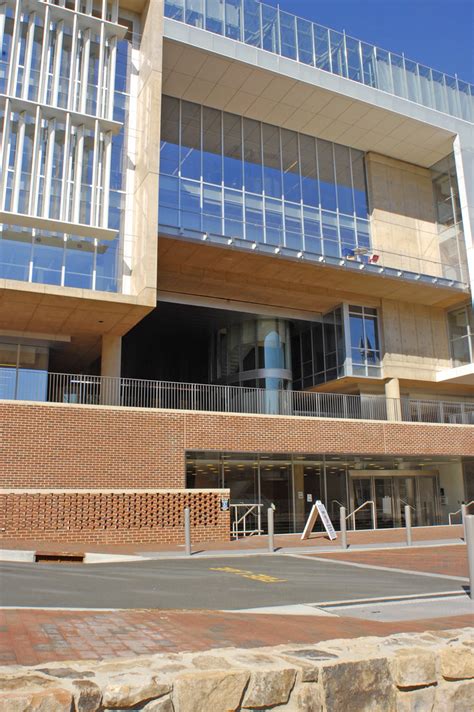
[435,680,474,711]
[172,670,249,712]
[101,673,171,708]
[396,686,435,712]
[71,679,102,712]
[440,645,474,680]
[242,667,296,708]
[142,696,175,711]
[320,658,397,712]
[391,648,437,688]
[293,682,323,711]
[0,687,73,711]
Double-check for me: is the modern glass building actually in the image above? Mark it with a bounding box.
[0,0,473,542]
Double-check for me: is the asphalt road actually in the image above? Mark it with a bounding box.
[0,554,465,610]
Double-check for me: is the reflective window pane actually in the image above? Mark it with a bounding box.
[243,118,262,194]
[329,30,347,77]
[243,0,260,46]
[225,0,242,40]
[206,0,224,34]
[281,129,300,202]
[317,139,337,212]
[186,0,204,28]
[279,12,296,60]
[223,112,242,189]
[203,106,222,184]
[261,4,279,53]
[296,17,313,65]
[262,123,282,198]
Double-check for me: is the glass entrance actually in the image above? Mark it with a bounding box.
[374,477,394,528]
[259,460,293,533]
[394,477,416,526]
[350,473,440,529]
[351,477,373,528]
[417,476,438,526]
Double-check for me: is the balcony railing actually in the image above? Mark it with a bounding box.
[164,0,473,122]
[3,372,474,425]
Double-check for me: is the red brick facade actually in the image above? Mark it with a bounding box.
[1,401,472,490]
[1,401,472,544]
[0,490,230,545]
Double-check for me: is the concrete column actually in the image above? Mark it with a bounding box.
[385,378,401,421]
[101,335,122,405]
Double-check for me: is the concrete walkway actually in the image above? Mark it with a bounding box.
[0,524,464,561]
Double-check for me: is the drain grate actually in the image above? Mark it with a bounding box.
[34,552,85,564]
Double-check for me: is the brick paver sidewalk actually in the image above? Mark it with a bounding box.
[1,608,473,667]
[312,544,469,578]
[0,524,464,556]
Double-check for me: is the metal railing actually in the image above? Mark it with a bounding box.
[164,0,473,122]
[346,500,376,530]
[230,503,263,538]
[448,500,474,525]
[3,372,474,425]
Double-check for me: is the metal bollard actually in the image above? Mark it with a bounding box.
[466,515,474,601]
[184,507,192,556]
[267,508,275,553]
[405,505,412,546]
[340,507,347,550]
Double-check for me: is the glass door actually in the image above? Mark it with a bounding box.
[416,476,439,526]
[350,477,373,529]
[374,477,394,528]
[394,477,416,527]
[260,461,293,533]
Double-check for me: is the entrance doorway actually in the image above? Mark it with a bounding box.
[349,471,440,529]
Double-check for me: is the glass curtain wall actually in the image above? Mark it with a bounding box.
[431,154,468,285]
[448,305,474,366]
[0,1,133,291]
[186,452,443,533]
[159,96,371,260]
[291,305,381,388]
[164,0,473,121]
[0,342,48,401]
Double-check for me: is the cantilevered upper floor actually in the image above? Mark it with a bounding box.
[163,0,473,123]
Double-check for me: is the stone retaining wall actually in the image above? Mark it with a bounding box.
[1,628,473,711]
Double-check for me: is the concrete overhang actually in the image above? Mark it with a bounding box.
[119,0,148,11]
[436,363,474,385]
[0,280,154,370]
[157,236,469,313]
[162,19,473,168]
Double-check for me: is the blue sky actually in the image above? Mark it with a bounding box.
[264,0,473,83]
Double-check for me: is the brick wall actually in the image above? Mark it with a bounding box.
[1,401,472,491]
[0,490,230,545]
[1,400,472,544]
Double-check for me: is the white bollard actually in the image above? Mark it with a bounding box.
[405,505,412,547]
[267,508,275,553]
[465,515,474,601]
[184,507,192,556]
[340,507,347,550]
[461,503,468,539]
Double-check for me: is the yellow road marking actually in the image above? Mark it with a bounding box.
[209,566,287,584]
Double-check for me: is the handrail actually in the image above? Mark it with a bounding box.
[399,498,416,511]
[346,500,376,530]
[230,503,263,538]
[448,500,474,525]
